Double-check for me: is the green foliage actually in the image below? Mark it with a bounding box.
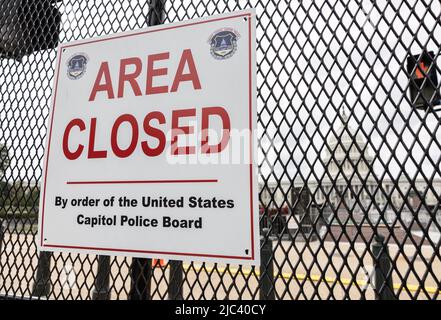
[0,143,10,178]
[23,185,40,212]
[0,143,41,215]
[0,143,10,208]
[8,182,40,211]
[9,181,26,208]
[0,180,11,207]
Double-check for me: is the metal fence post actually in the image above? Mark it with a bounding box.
[129,258,152,300]
[259,228,275,300]
[147,0,166,26]
[126,0,167,302]
[92,255,111,300]
[168,260,183,300]
[372,234,395,300]
[32,251,52,297]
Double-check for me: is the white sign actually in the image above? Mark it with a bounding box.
[38,9,259,265]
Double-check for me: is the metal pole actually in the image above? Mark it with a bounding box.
[168,260,183,300]
[128,257,152,300]
[127,0,167,301]
[147,0,166,26]
[372,234,395,300]
[259,228,275,300]
[32,251,52,297]
[92,255,111,300]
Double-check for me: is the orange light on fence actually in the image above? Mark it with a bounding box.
[415,61,429,80]
[407,51,441,110]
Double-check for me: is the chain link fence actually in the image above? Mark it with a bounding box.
[0,0,440,300]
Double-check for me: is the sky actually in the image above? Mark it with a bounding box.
[0,0,440,189]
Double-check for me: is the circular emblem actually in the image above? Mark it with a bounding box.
[208,29,240,60]
[67,53,88,80]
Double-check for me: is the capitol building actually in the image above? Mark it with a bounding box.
[260,110,441,227]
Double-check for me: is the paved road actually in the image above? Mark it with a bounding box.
[0,232,439,299]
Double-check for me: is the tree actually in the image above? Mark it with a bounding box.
[9,181,26,208]
[0,143,10,178]
[21,185,40,212]
[0,181,11,208]
[0,144,10,208]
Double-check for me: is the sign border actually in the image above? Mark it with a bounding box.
[39,10,257,263]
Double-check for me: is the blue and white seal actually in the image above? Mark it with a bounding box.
[67,53,88,80]
[208,29,240,60]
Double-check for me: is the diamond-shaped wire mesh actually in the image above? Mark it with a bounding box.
[0,0,440,300]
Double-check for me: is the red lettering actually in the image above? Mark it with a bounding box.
[89,62,114,101]
[146,53,169,95]
[142,111,166,157]
[171,49,201,92]
[63,119,85,160]
[111,114,139,158]
[62,106,230,160]
[88,118,108,159]
[118,57,142,98]
[201,107,231,153]
[171,109,196,155]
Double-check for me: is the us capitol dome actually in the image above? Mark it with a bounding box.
[260,108,441,226]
